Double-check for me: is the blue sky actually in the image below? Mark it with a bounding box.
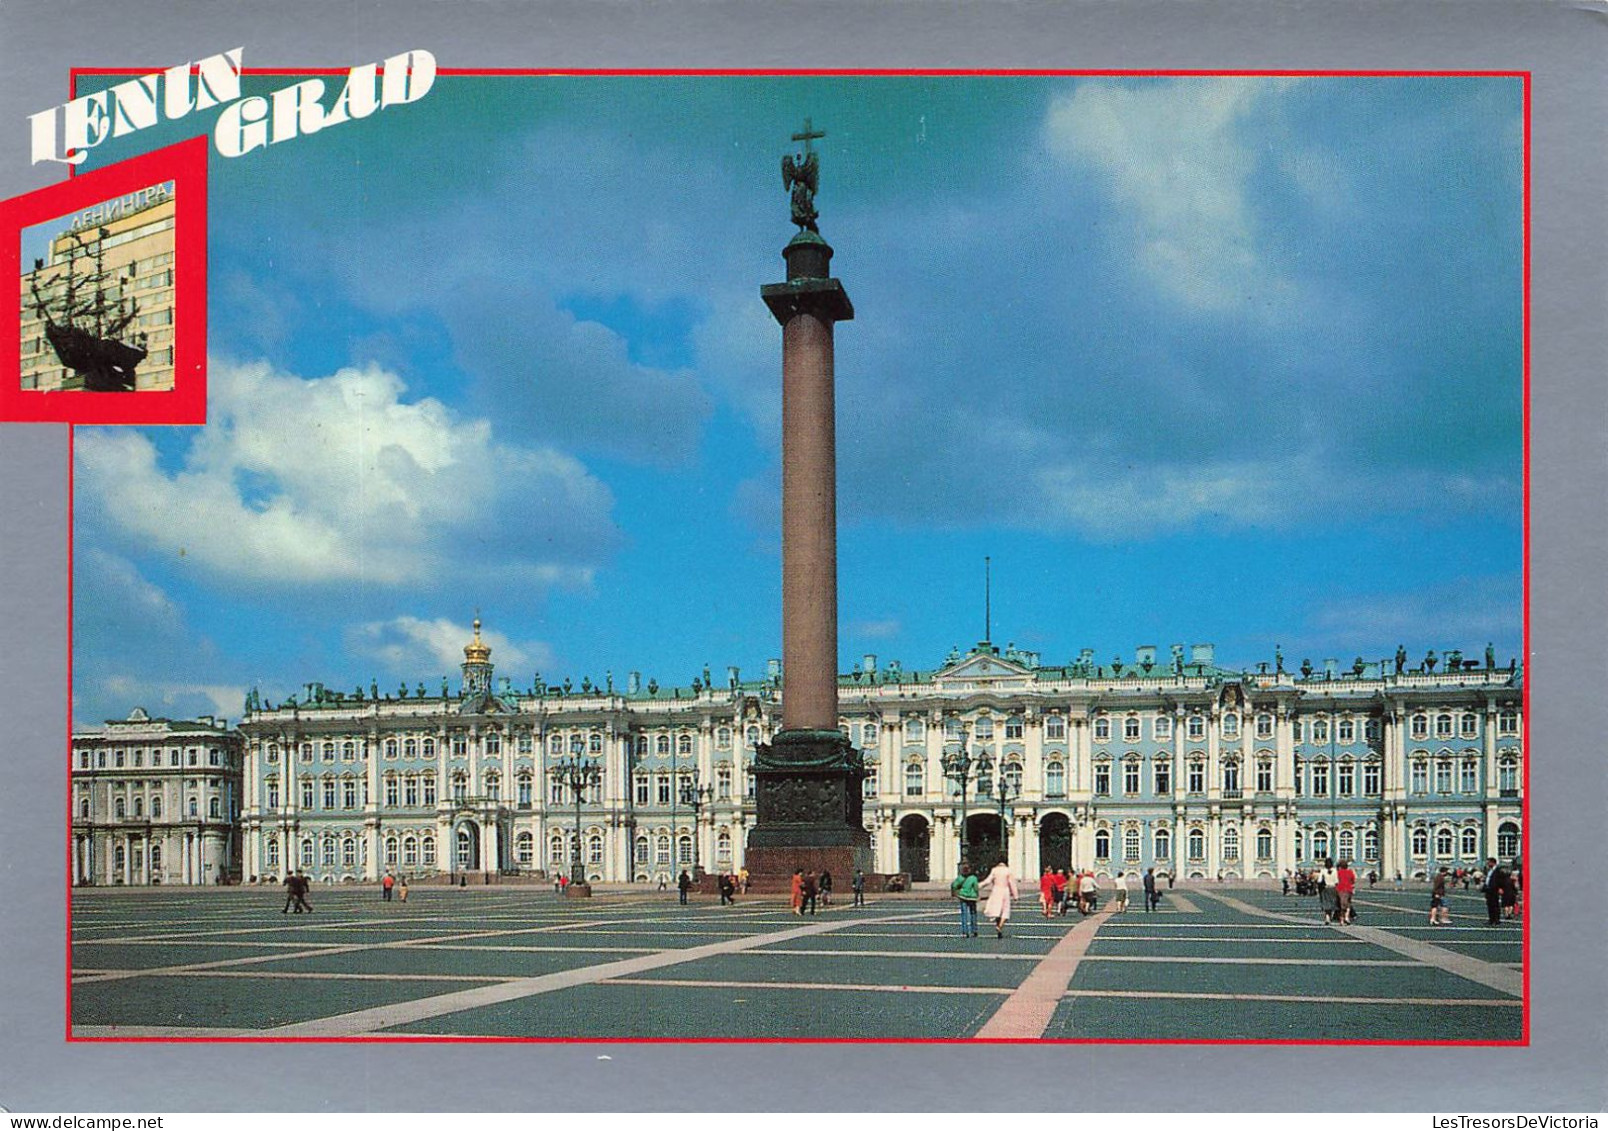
[69,74,1524,726]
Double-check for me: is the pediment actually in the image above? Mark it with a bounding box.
[935,652,1032,686]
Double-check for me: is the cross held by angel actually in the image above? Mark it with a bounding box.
[782,118,824,232]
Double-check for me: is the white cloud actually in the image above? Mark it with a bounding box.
[75,358,618,588]
[86,675,245,729]
[1044,77,1300,312]
[346,615,554,677]
[1035,459,1286,539]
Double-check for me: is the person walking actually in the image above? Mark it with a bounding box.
[397,875,409,903]
[1039,866,1058,918]
[790,868,805,915]
[739,867,750,895]
[281,872,301,914]
[951,861,981,937]
[802,871,819,915]
[381,871,395,902]
[852,868,866,907]
[981,858,1018,938]
[1143,867,1158,912]
[1335,859,1357,925]
[1429,866,1451,925]
[1113,870,1130,913]
[718,873,736,905]
[1483,857,1509,926]
[818,870,833,907]
[1078,870,1098,914]
[677,869,692,906]
[1319,858,1340,925]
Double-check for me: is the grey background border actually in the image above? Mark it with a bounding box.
[1,0,1603,1113]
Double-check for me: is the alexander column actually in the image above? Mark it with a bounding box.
[745,119,873,883]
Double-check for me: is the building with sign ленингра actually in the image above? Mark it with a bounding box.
[19,182,177,392]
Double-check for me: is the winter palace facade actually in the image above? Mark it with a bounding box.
[73,622,1525,886]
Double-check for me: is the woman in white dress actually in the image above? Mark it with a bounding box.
[981,859,1019,938]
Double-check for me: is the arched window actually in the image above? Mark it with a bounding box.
[590,733,603,754]
[1364,828,1379,860]
[677,734,693,756]
[1312,717,1330,744]
[403,738,417,758]
[745,727,760,748]
[974,717,995,740]
[863,723,880,745]
[1312,829,1330,859]
[550,836,566,867]
[1187,828,1206,860]
[1154,827,1171,860]
[422,738,436,759]
[588,835,603,865]
[78,796,90,818]
[1411,714,1429,740]
[421,835,436,865]
[133,797,144,818]
[323,742,336,762]
[1461,827,1479,857]
[904,761,924,797]
[188,796,199,817]
[677,835,693,865]
[300,838,315,867]
[1004,761,1024,797]
[1411,827,1429,856]
[716,727,732,749]
[151,794,163,818]
[403,836,418,866]
[717,829,732,863]
[266,837,280,869]
[385,738,398,759]
[1222,712,1240,738]
[384,836,399,865]
[1498,822,1520,859]
[1222,827,1239,860]
[1256,828,1274,859]
[635,835,649,864]
[1045,761,1066,797]
[1123,827,1140,861]
[342,838,357,867]
[321,836,337,867]
[1093,716,1110,741]
[209,796,221,819]
[1435,827,1454,856]
[516,832,533,864]
[1094,829,1111,859]
[1337,828,1355,859]
[656,735,671,756]
[1044,715,1065,740]
[114,797,126,819]
[1498,756,1519,793]
[1122,716,1141,741]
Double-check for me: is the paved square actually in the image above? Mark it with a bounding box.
[69,883,1523,1041]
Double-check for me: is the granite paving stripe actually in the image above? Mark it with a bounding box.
[1085,955,1420,966]
[72,1024,265,1038]
[231,947,617,979]
[266,909,945,1036]
[624,951,1032,989]
[741,947,1044,962]
[72,974,503,1030]
[1070,958,1502,1000]
[1203,892,1522,998]
[378,981,1005,1039]
[75,968,499,983]
[1061,988,1524,1006]
[974,909,1113,1039]
[600,976,1006,995]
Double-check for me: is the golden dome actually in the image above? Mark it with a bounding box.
[463,617,492,664]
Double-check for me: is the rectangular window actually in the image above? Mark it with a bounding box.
[1364,763,1381,794]
[1460,762,1479,793]
[1256,762,1273,793]
[1123,762,1140,795]
[1337,763,1354,795]
[1154,763,1171,795]
[1187,763,1204,794]
[1094,764,1110,796]
[635,778,650,805]
[1312,763,1329,795]
[322,780,335,808]
[1411,763,1428,793]
[343,780,357,809]
[1154,715,1173,740]
[423,778,436,806]
[1435,762,1453,793]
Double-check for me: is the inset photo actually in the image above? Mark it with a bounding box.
[20,180,176,394]
[0,137,206,424]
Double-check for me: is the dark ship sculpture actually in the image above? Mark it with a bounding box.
[28,226,148,392]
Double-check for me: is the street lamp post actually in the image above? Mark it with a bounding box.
[941,728,982,870]
[683,779,713,874]
[553,756,601,887]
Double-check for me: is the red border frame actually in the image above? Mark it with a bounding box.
[54,67,1530,1048]
[1,136,207,424]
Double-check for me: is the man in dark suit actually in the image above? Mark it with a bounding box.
[1483,857,1509,926]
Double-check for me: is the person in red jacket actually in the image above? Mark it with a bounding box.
[1039,866,1058,918]
[1335,859,1358,925]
